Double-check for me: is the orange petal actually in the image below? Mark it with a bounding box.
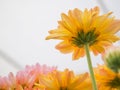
[90,46,99,56]
[61,13,77,33]
[105,19,120,34]
[72,47,85,60]
[55,41,73,54]
[92,44,105,54]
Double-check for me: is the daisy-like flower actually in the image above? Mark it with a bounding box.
[94,65,120,90]
[46,6,120,60]
[35,69,92,90]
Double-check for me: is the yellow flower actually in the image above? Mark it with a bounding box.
[35,69,92,90]
[94,65,120,90]
[46,6,120,60]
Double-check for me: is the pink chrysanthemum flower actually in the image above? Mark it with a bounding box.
[16,63,57,89]
[0,72,16,90]
[0,63,57,90]
[0,77,7,89]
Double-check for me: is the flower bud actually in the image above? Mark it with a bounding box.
[103,46,120,73]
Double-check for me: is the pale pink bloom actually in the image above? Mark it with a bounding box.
[0,76,8,89]
[25,63,57,75]
[16,63,57,89]
[0,72,16,90]
[7,72,16,89]
[0,63,57,90]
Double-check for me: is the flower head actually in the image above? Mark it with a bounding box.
[0,63,57,90]
[46,6,120,60]
[0,72,16,90]
[35,69,92,90]
[16,63,57,89]
[94,65,120,90]
[102,46,120,73]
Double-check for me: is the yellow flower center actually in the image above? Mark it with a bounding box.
[72,29,99,47]
[107,76,120,89]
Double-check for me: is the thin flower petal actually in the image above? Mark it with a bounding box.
[55,41,74,54]
[72,47,85,60]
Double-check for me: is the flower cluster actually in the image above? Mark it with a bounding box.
[1,6,120,90]
[45,6,120,90]
[1,53,120,90]
[0,63,93,90]
[0,63,57,90]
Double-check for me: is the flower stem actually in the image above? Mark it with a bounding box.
[84,43,97,90]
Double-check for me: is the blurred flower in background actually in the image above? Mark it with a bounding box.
[0,63,92,90]
[35,69,92,90]
[95,65,120,90]
[102,46,120,73]
[95,46,120,89]
[0,63,57,90]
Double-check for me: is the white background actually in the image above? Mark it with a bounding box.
[0,0,120,76]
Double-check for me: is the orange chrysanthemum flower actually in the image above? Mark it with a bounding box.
[35,69,92,90]
[94,65,120,90]
[46,6,120,60]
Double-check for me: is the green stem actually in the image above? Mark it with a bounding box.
[84,43,97,90]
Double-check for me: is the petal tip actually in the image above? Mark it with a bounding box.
[45,36,50,40]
